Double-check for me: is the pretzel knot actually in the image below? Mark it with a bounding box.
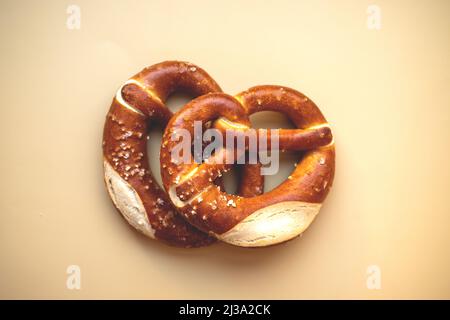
[103,61,335,248]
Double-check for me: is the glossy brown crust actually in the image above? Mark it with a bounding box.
[238,163,264,197]
[160,86,335,235]
[102,61,264,247]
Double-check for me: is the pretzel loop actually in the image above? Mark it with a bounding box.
[103,61,264,247]
[160,85,335,247]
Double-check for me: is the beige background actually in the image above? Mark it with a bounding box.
[1,0,449,299]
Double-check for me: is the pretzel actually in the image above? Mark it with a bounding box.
[160,86,335,247]
[102,61,264,247]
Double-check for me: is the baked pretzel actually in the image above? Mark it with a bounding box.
[102,61,263,247]
[160,86,335,247]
